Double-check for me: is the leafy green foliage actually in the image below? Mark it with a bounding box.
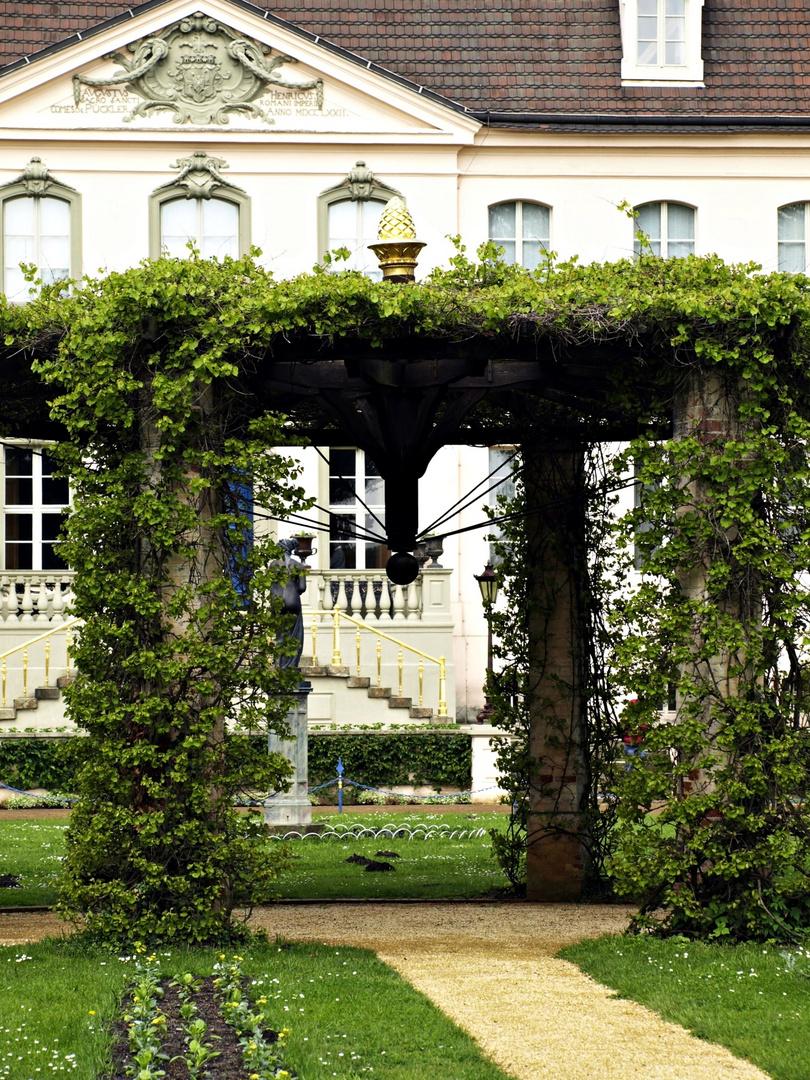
[5,237,810,941]
[4,253,320,943]
[308,733,472,792]
[0,738,86,791]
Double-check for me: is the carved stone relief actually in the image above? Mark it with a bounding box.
[154,150,244,199]
[320,161,402,202]
[72,12,323,126]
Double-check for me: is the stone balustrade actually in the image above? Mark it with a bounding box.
[0,573,76,624]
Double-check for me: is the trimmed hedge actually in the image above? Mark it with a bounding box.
[0,738,89,792]
[0,732,472,796]
[308,733,472,790]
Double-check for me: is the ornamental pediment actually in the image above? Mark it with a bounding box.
[0,0,478,140]
[71,11,323,127]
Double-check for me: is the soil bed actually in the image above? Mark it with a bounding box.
[106,976,266,1080]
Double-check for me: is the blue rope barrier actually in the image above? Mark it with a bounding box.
[304,771,501,810]
[0,782,77,804]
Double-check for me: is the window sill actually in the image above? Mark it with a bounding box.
[621,78,705,88]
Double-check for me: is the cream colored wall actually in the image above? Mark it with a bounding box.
[3,131,810,280]
[458,135,810,270]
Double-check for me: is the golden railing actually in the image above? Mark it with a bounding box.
[0,617,82,709]
[310,607,447,718]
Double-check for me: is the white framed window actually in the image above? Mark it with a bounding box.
[634,202,695,257]
[620,0,704,85]
[326,198,386,279]
[3,444,69,572]
[638,0,685,66]
[3,196,70,302]
[778,203,809,273]
[0,159,81,304]
[149,152,250,259]
[488,447,517,565]
[488,202,550,270]
[160,197,239,260]
[328,448,387,570]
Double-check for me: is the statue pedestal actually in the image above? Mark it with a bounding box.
[264,682,313,829]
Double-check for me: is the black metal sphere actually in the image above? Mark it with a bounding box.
[386,551,419,585]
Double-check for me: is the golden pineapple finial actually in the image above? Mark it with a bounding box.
[369,196,426,282]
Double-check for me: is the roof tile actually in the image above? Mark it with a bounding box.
[0,0,808,118]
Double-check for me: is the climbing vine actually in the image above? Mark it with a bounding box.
[3,237,810,941]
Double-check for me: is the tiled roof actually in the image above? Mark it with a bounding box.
[0,0,809,119]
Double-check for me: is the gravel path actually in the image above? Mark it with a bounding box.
[250,903,771,1080]
[0,904,771,1080]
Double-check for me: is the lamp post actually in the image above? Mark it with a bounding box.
[474,561,499,723]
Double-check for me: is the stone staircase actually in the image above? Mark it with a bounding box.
[0,674,72,726]
[300,663,439,722]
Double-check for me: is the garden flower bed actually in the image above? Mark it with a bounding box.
[107,953,292,1080]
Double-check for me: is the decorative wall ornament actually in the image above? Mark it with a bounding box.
[2,158,79,199]
[320,161,402,202]
[18,157,52,195]
[156,150,243,200]
[72,12,324,125]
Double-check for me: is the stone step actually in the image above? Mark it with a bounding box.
[347,676,371,689]
[35,687,60,701]
[388,696,412,710]
[408,706,433,719]
[56,675,73,690]
[0,709,15,721]
[299,664,328,678]
[13,697,38,711]
[367,686,391,699]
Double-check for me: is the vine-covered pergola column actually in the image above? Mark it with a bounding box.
[523,438,590,901]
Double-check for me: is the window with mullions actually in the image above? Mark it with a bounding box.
[3,446,69,571]
[488,448,517,564]
[638,0,685,66]
[149,152,251,260]
[3,197,70,302]
[328,448,387,569]
[488,202,550,270]
[160,197,239,260]
[0,158,81,304]
[326,199,386,279]
[778,203,810,272]
[634,202,695,257]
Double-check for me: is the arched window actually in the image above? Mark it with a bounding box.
[149,151,250,259]
[634,201,695,257]
[0,158,80,303]
[778,203,808,273]
[326,198,386,279]
[159,196,240,260]
[318,162,402,280]
[488,201,550,270]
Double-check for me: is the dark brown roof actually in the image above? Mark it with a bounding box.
[0,0,808,120]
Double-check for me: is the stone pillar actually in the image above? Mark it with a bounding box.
[264,682,313,828]
[672,368,753,796]
[523,441,589,901]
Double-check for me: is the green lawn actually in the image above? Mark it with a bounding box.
[0,818,66,906]
[561,935,810,1080]
[0,937,518,1080]
[273,811,511,900]
[0,811,512,907]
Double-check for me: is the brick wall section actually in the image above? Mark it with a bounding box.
[0,0,809,117]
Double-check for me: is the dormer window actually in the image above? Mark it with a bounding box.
[637,0,684,66]
[620,0,704,85]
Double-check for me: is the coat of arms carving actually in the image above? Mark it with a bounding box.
[72,12,323,125]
